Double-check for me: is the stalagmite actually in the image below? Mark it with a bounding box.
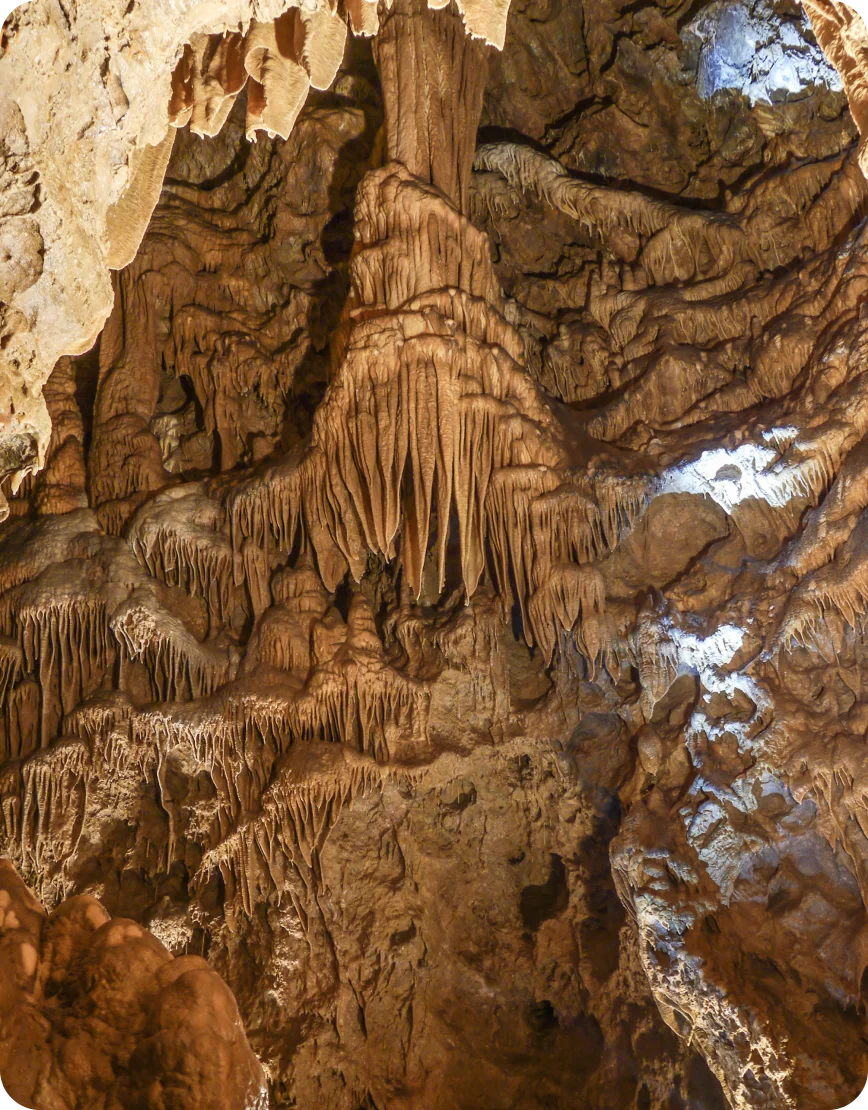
[0,860,267,1110]
[245,557,329,678]
[30,358,89,518]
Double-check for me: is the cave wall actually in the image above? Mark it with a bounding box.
[2,0,868,1107]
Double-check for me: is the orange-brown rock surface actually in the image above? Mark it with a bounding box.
[3,0,868,1107]
[0,859,267,1109]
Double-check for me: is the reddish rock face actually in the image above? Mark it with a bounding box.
[3,0,868,1107]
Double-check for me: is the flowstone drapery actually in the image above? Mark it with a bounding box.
[4,0,868,1106]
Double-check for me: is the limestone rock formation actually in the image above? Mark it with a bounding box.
[3,0,868,1107]
[0,0,511,515]
[0,859,267,1109]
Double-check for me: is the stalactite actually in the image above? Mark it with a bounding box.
[110,589,233,702]
[32,356,88,517]
[225,165,652,656]
[1,680,40,765]
[169,292,309,473]
[0,637,22,709]
[0,638,26,762]
[528,564,610,667]
[19,600,110,717]
[169,9,349,144]
[633,606,681,717]
[148,655,427,783]
[291,660,429,764]
[127,488,242,623]
[163,698,281,832]
[18,738,89,899]
[0,761,21,849]
[242,539,272,621]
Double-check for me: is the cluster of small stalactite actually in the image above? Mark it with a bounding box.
[127,488,244,625]
[0,561,434,901]
[195,756,423,921]
[471,122,868,669]
[227,163,651,672]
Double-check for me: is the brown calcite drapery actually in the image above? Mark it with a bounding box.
[4,0,868,1106]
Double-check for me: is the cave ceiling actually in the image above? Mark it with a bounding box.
[3,0,868,1107]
